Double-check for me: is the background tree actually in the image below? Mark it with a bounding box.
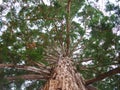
[0,0,120,90]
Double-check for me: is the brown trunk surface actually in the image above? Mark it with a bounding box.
[42,57,87,90]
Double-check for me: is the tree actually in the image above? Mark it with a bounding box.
[0,0,120,90]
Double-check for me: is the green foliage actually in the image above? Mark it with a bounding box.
[0,0,120,90]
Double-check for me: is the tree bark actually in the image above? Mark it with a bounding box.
[42,57,86,90]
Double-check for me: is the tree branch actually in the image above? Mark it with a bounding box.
[6,74,49,81]
[0,64,50,74]
[80,58,93,63]
[85,67,120,85]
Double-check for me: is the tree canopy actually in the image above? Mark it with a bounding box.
[0,0,120,90]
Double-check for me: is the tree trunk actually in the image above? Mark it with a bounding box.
[42,56,87,90]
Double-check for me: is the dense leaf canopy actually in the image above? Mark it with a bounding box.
[0,0,120,90]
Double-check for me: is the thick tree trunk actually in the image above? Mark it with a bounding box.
[42,57,86,90]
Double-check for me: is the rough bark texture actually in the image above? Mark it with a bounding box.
[42,57,86,90]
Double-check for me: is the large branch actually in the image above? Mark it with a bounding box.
[85,67,120,85]
[0,64,50,74]
[6,74,49,81]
